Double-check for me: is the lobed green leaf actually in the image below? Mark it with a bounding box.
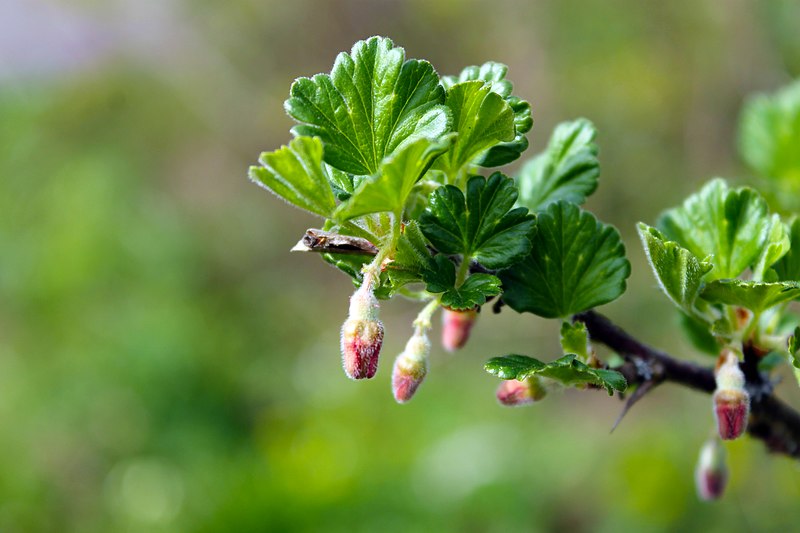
[484,354,626,395]
[422,255,502,310]
[516,119,599,212]
[419,173,536,269]
[500,201,630,319]
[658,178,771,280]
[334,136,453,221]
[637,223,713,317]
[285,36,451,175]
[738,80,800,211]
[441,62,533,167]
[699,279,800,313]
[249,136,336,218]
[434,81,516,179]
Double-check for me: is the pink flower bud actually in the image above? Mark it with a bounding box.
[712,349,749,440]
[695,438,728,501]
[713,389,749,440]
[441,308,478,352]
[496,377,547,406]
[341,284,384,380]
[392,332,430,404]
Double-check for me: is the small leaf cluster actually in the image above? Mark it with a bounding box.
[639,176,800,378]
[250,36,631,399]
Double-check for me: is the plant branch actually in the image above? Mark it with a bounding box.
[574,310,800,459]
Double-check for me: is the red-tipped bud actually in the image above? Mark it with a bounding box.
[713,389,750,440]
[392,332,430,403]
[441,308,478,352]
[496,377,547,406]
[341,284,384,380]
[695,438,728,501]
[713,349,749,440]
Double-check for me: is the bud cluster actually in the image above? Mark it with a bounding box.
[340,282,384,380]
[712,348,750,440]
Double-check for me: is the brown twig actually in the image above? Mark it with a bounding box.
[574,310,800,460]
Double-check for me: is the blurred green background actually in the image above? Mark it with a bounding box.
[2,0,800,531]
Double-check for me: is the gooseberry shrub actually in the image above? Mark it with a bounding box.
[250,37,800,501]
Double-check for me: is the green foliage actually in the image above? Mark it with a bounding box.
[484,354,627,395]
[433,81,516,178]
[516,118,599,212]
[753,214,791,280]
[699,279,800,313]
[422,255,502,310]
[739,80,800,211]
[637,223,713,318]
[560,321,590,361]
[500,201,630,318]
[789,327,800,369]
[249,136,336,218]
[419,173,536,269]
[658,179,772,280]
[441,62,533,167]
[678,313,721,355]
[285,36,450,175]
[773,218,800,281]
[334,136,453,220]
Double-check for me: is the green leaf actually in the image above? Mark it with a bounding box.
[700,279,800,313]
[441,62,532,167]
[419,173,536,269]
[637,223,713,316]
[759,351,787,373]
[434,81,515,178]
[658,179,771,280]
[422,255,501,310]
[789,327,800,369]
[285,36,450,175]
[334,136,453,221]
[499,201,630,319]
[560,321,590,361]
[484,354,626,395]
[678,312,721,356]
[752,214,790,281]
[249,136,336,217]
[738,80,800,209]
[516,119,599,212]
[385,221,435,287]
[774,218,800,281]
[326,164,355,201]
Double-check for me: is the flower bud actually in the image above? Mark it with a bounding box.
[441,308,478,352]
[695,438,728,501]
[392,331,430,403]
[341,283,384,380]
[496,377,547,406]
[712,349,750,440]
[713,389,749,440]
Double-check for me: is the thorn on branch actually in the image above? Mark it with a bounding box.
[610,379,659,433]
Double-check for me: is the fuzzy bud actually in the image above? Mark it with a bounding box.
[496,377,548,406]
[441,308,478,352]
[695,438,728,501]
[341,283,384,380]
[713,349,750,440]
[392,331,430,403]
